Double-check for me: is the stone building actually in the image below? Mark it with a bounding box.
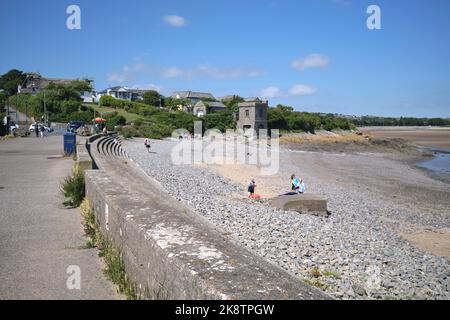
[193,101,226,117]
[171,91,215,105]
[236,99,268,136]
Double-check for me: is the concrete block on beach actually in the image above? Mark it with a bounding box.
[269,193,328,216]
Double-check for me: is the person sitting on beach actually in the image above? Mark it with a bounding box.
[248,178,256,197]
[291,174,306,194]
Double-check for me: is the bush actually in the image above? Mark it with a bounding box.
[106,115,127,131]
[49,109,94,124]
[99,95,116,107]
[60,100,81,114]
[61,166,85,207]
[138,123,174,139]
[119,126,139,139]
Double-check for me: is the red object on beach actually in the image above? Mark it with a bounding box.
[249,194,261,200]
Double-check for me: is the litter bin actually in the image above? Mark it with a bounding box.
[64,132,76,155]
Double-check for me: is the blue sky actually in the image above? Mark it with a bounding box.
[1,0,449,117]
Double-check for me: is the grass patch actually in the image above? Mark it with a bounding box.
[79,198,139,300]
[280,132,368,145]
[86,104,142,122]
[303,278,330,290]
[61,165,85,207]
[322,270,341,279]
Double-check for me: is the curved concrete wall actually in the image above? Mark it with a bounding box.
[81,135,331,300]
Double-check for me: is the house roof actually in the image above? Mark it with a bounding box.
[172,91,215,100]
[244,97,262,102]
[194,101,226,109]
[207,101,226,108]
[219,95,237,101]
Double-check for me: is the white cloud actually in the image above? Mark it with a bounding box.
[162,67,185,78]
[291,54,330,71]
[332,0,351,6]
[106,62,149,83]
[107,60,266,85]
[289,84,318,96]
[132,83,163,92]
[163,15,186,27]
[162,65,265,80]
[260,86,283,98]
[258,84,318,99]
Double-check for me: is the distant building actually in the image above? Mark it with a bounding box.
[193,101,226,117]
[171,91,215,106]
[97,86,152,102]
[236,99,268,136]
[244,97,262,103]
[18,73,88,95]
[219,95,239,101]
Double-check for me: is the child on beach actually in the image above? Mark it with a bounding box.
[291,174,306,194]
[144,138,151,152]
[248,178,256,197]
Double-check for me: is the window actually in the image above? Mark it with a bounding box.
[258,107,263,118]
[245,109,250,117]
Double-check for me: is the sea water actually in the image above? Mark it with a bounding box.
[417,148,450,181]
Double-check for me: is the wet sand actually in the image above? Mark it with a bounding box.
[360,127,450,149]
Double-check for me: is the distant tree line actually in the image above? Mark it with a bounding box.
[268,104,355,133]
[352,116,450,127]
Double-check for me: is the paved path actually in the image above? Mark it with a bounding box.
[0,136,119,299]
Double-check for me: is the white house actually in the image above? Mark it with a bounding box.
[97,86,152,102]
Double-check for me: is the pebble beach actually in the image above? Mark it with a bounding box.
[124,137,450,300]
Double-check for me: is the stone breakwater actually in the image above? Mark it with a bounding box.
[124,139,449,300]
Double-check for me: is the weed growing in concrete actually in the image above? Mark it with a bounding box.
[61,165,85,207]
[79,198,139,299]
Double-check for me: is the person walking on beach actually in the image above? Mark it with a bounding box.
[248,177,256,197]
[144,138,151,153]
[291,174,306,194]
[34,123,39,138]
[39,124,45,138]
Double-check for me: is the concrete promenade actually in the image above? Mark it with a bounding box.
[0,135,118,299]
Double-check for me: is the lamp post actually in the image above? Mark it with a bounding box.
[43,90,46,126]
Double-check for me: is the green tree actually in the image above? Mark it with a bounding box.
[203,108,236,132]
[68,79,92,93]
[222,95,244,108]
[0,92,6,108]
[163,97,191,111]
[0,69,26,96]
[143,90,161,107]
